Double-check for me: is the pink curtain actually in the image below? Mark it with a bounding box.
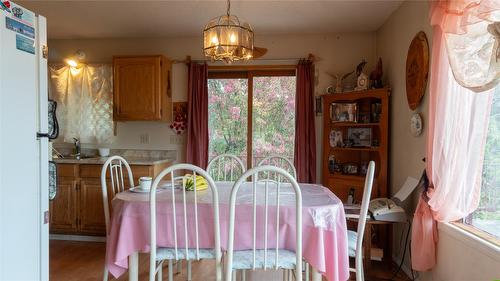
[430,0,500,34]
[411,9,495,270]
[186,62,209,168]
[294,59,316,183]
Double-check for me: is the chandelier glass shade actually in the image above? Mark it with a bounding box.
[203,1,254,62]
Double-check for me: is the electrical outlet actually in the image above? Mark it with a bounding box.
[139,133,150,144]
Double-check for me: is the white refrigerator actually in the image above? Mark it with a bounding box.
[0,2,48,280]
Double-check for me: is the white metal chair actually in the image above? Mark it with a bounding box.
[257,155,297,180]
[149,163,222,281]
[225,165,302,281]
[207,154,246,182]
[346,161,375,281]
[101,156,135,281]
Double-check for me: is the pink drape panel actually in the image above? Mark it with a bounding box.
[430,0,500,34]
[411,26,494,271]
[294,60,316,183]
[186,63,209,168]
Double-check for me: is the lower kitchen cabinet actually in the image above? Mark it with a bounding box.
[79,178,106,235]
[50,161,171,236]
[49,177,78,233]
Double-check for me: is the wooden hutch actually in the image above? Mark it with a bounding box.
[321,88,391,269]
[321,88,390,202]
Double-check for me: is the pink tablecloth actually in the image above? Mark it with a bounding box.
[105,182,349,281]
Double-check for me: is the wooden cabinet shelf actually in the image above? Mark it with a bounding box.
[328,174,366,181]
[330,147,380,152]
[330,122,380,127]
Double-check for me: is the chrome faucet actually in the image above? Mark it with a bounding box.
[72,138,81,160]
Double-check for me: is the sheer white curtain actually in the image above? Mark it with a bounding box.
[49,64,113,144]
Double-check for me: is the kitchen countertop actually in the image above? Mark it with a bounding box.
[52,156,173,166]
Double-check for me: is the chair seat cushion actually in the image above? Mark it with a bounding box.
[348,230,357,258]
[156,247,216,261]
[231,249,297,270]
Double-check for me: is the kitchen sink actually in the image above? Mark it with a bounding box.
[57,156,98,160]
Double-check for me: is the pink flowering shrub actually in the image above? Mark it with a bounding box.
[208,76,296,164]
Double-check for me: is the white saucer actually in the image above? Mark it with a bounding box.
[129,186,168,193]
[129,187,151,193]
[159,182,181,189]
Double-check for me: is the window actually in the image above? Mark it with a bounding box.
[48,64,114,144]
[208,70,296,168]
[464,86,500,242]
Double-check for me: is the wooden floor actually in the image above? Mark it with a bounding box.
[50,240,411,281]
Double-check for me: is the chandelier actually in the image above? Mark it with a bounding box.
[203,0,254,63]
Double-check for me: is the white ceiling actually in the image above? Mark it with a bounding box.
[18,0,404,39]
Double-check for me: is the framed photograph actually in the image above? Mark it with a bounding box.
[347,127,372,147]
[330,103,357,123]
[342,163,359,175]
[329,129,343,147]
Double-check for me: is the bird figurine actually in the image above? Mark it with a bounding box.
[355,59,367,77]
[370,58,383,89]
[327,71,354,93]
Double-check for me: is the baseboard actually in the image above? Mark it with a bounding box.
[392,254,420,281]
[50,234,105,242]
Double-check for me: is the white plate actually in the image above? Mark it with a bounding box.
[129,186,168,193]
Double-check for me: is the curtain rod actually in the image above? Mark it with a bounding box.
[172,54,317,65]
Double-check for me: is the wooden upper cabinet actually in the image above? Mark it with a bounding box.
[113,55,172,121]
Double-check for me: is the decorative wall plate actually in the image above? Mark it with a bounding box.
[406,31,429,110]
[410,112,423,137]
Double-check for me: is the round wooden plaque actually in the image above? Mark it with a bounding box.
[406,31,429,110]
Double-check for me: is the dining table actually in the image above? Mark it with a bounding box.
[105,181,350,281]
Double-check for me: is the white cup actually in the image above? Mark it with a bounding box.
[98,148,110,157]
[138,177,152,190]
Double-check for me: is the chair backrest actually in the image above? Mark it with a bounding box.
[101,156,134,235]
[149,163,221,281]
[257,155,297,179]
[354,161,375,281]
[207,154,245,182]
[225,165,302,281]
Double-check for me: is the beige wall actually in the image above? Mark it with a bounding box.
[48,33,377,173]
[376,0,430,272]
[376,1,500,280]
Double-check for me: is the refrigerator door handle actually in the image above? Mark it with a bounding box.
[36,132,50,139]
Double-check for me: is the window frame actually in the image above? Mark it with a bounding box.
[453,220,500,247]
[208,68,296,169]
[457,86,500,247]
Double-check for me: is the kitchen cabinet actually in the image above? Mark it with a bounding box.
[113,55,172,121]
[50,161,171,236]
[79,178,106,235]
[49,177,78,233]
